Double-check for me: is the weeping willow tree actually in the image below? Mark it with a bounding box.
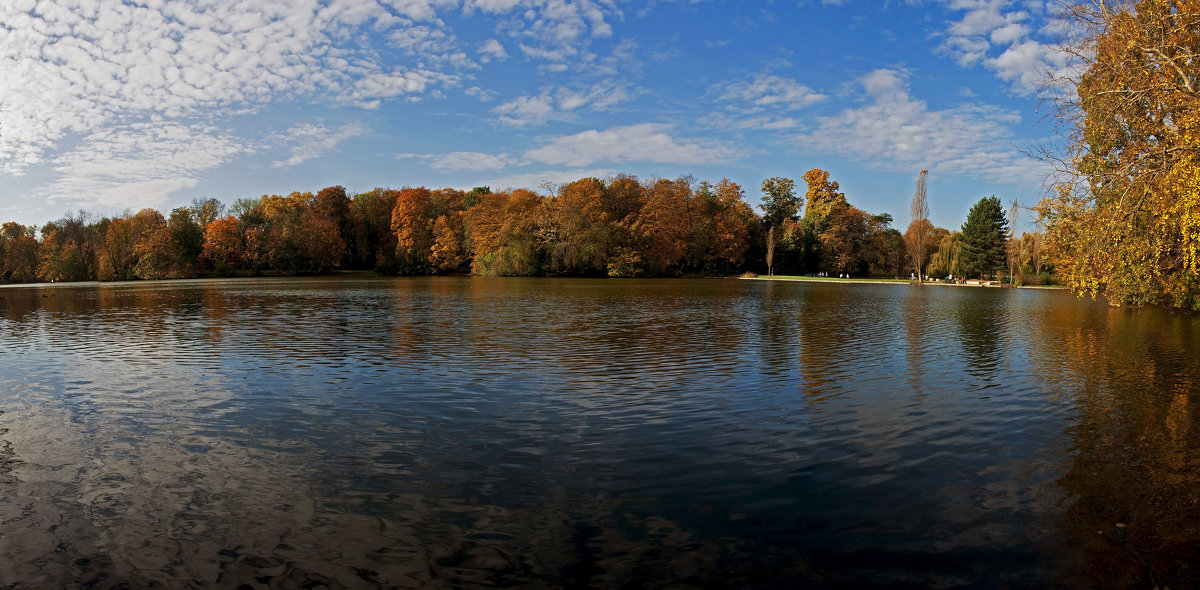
[925,231,963,279]
[1037,0,1200,308]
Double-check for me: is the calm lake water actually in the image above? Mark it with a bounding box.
[0,276,1198,588]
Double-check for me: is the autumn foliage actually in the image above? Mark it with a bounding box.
[1,170,920,284]
[1039,0,1200,307]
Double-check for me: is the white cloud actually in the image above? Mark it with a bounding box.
[389,24,455,53]
[795,69,1046,185]
[478,38,508,62]
[466,86,498,101]
[719,74,827,110]
[524,123,734,167]
[0,0,465,179]
[491,80,633,126]
[985,39,1057,92]
[42,123,248,213]
[430,151,512,171]
[270,122,367,168]
[492,95,558,126]
[710,73,825,130]
[989,22,1029,44]
[934,0,1065,94]
[382,0,457,22]
[475,0,619,64]
[344,69,447,106]
[0,0,626,181]
[398,151,514,171]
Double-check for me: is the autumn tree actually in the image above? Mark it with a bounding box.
[866,214,905,277]
[464,191,509,274]
[960,196,1009,280]
[168,207,204,272]
[99,214,139,281]
[466,189,546,276]
[390,187,436,274]
[599,175,646,277]
[350,189,399,271]
[802,169,846,221]
[389,187,466,274]
[234,192,345,273]
[601,174,644,227]
[903,219,935,280]
[464,186,489,210]
[0,222,38,282]
[314,186,352,264]
[819,201,871,276]
[548,177,613,274]
[37,211,100,282]
[129,208,170,279]
[632,177,690,275]
[904,170,931,282]
[707,179,756,273]
[245,194,296,270]
[201,216,245,271]
[430,215,466,272]
[1039,0,1200,307]
[298,204,346,273]
[1021,231,1046,278]
[799,169,847,273]
[134,226,175,279]
[191,197,225,229]
[427,189,471,274]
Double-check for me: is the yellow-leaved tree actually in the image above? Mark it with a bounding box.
[1038,0,1200,307]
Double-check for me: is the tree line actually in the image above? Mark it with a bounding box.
[0,169,1046,284]
[904,191,1050,285]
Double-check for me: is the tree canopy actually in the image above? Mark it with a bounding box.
[960,196,1009,279]
[1038,0,1200,307]
[759,177,801,230]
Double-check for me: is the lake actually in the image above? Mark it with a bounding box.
[0,276,1197,588]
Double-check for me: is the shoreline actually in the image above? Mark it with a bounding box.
[742,275,1067,290]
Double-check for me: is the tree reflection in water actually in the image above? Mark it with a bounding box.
[2,279,1200,587]
[1034,302,1200,588]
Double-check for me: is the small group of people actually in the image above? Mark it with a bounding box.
[819,271,850,279]
[909,272,969,285]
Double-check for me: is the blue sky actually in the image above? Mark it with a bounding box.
[0,0,1070,231]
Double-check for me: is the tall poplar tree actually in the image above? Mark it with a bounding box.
[904,169,930,281]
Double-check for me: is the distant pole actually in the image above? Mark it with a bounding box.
[1008,199,1019,285]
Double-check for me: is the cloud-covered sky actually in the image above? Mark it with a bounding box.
[0,0,1066,229]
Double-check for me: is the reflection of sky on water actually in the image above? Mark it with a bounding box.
[0,277,1198,587]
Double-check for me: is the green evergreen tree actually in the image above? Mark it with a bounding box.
[960,196,1008,279]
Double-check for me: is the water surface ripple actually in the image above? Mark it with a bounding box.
[1,277,1198,588]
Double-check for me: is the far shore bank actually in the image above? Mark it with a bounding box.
[743,275,1066,290]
